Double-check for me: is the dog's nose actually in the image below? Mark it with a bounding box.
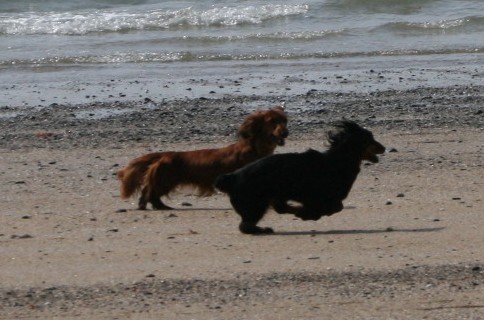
[281,129,289,138]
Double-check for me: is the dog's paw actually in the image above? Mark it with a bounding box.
[296,212,322,221]
[239,223,274,235]
[260,227,274,234]
[303,217,321,221]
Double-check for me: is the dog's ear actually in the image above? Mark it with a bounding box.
[239,113,258,139]
[327,123,348,147]
[272,105,285,113]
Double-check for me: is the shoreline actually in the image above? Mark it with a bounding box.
[1,53,483,108]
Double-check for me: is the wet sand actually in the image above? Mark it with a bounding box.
[0,82,483,319]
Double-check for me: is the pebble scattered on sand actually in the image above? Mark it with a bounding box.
[1,86,483,150]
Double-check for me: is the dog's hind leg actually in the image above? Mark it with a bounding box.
[272,199,301,214]
[150,197,173,210]
[138,192,148,210]
[141,159,178,210]
[138,186,173,210]
[230,196,273,234]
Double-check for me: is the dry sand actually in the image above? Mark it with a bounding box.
[1,86,483,319]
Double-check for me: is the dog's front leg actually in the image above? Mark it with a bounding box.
[295,201,343,220]
[294,206,323,221]
[320,201,344,216]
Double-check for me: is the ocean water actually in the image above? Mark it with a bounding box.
[0,0,483,106]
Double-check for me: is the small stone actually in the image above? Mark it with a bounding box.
[115,209,127,213]
[396,193,405,197]
[12,234,33,239]
[389,148,398,153]
[181,202,192,207]
[385,200,393,205]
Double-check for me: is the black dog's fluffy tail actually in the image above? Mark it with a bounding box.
[214,173,236,193]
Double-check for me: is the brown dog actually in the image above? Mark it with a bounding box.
[118,106,288,210]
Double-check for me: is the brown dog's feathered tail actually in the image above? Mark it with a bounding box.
[117,152,164,199]
[214,173,236,194]
[117,165,145,199]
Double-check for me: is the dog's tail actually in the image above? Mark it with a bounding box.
[118,153,163,199]
[214,173,236,193]
[117,165,145,199]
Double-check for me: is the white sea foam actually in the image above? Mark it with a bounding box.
[0,5,308,35]
[0,0,482,91]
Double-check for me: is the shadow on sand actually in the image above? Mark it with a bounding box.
[271,227,445,236]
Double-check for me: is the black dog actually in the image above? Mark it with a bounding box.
[215,120,385,234]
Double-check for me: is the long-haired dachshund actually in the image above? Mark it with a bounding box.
[118,106,288,210]
[215,120,385,234]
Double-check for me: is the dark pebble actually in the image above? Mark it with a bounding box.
[11,234,33,239]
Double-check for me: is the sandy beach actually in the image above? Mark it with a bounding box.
[1,84,483,319]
